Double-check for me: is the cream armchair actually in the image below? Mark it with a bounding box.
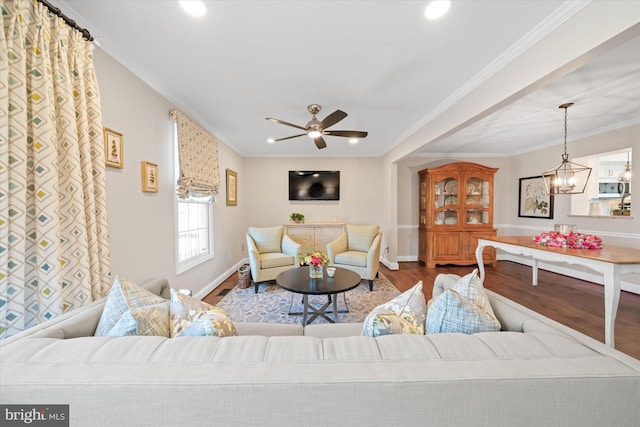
[246,226,301,293]
[326,224,382,291]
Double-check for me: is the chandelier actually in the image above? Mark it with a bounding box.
[542,102,592,195]
[620,151,632,183]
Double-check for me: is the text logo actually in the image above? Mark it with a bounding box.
[1,405,69,426]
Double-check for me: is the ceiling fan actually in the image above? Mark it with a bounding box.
[266,104,368,149]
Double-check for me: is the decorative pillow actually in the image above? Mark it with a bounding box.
[248,226,283,254]
[449,269,498,321]
[95,276,169,337]
[346,224,379,252]
[425,270,501,334]
[109,302,170,337]
[362,281,426,337]
[169,289,237,337]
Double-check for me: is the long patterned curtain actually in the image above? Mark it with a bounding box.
[0,0,111,338]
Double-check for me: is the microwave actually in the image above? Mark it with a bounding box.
[598,180,629,198]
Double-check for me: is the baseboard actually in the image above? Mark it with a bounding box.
[381,257,399,271]
[193,258,248,300]
[397,255,418,262]
[497,254,640,295]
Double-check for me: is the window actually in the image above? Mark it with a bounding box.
[174,125,214,273]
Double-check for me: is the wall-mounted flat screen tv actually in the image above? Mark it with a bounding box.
[289,171,340,201]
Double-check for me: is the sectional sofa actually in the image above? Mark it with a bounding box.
[1,276,639,426]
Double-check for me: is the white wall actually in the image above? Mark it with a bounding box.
[243,156,388,249]
[95,49,245,296]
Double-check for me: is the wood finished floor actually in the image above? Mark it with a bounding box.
[204,260,640,360]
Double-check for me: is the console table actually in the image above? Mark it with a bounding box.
[284,222,346,254]
[475,236,640,348]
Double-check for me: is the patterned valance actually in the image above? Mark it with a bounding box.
[169,109,221,199]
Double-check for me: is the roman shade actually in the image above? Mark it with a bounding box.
[169,109,221,199]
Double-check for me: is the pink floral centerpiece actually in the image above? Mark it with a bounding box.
[533,231,603,249]
[302,250,330,278]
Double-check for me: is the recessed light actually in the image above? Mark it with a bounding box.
[425,1,451,20]
[179,1,206,17]
[267,138,275,143]
[349,139,359,144]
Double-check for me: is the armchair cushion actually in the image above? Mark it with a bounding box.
[335,251,367,267]
[260,253,296,269]
[346,224,380,252]
[248,226,283,254]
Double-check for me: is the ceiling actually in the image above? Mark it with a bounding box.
[57,0,640,158]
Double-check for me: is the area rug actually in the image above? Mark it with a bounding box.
[217,273,400,324]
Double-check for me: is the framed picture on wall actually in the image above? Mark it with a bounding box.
[141,161,158,193]
[518,175,554,219]
[226,169,237,206]
[104,128,124,168]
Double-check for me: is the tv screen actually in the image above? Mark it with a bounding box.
[289,171,340,201]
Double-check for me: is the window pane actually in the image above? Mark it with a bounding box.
[177,202,189,232]
[176,201,211,264]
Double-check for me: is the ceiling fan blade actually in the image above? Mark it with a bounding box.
[324,130,368,138]
[274,133,306,142]
[266,117,306,131]
[314,136,327,149]
[320,110,347,129]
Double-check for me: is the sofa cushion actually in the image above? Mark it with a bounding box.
[170,289,237,337]
[426,270,501,334]
[95,276,168,337]
[335,250,367,267]
[248,226,283,253]
[346,224,379,252]
[362,281,426,336]
[260,252,295,269]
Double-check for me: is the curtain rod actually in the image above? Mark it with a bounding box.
[37,0,94,41]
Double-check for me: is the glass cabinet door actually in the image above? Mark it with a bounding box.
[420,178,427,225]
[434,177,458,225]
[464,175,490,225]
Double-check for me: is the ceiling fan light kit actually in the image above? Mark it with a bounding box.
[542,102,592,195]
[266,104,368,149]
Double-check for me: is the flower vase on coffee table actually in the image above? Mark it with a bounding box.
[309,265,323,278]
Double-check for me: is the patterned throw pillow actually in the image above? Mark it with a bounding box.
[169,289,237,337]
[362,281,426,336]
[95,276,170,337]
[425,270,501,334]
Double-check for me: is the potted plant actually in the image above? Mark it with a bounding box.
[289,212,305,223]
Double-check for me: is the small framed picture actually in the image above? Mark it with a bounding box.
[226,169,237,206]
[518,175,554,219]
[141,161,158,193]
[104,128,123,168]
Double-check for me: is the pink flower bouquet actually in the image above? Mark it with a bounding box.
[302,250,329,267]
[533,231,603,249]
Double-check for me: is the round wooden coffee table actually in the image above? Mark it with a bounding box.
[276,266,361,326]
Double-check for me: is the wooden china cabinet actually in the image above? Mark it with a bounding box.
[418,162,498,268]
